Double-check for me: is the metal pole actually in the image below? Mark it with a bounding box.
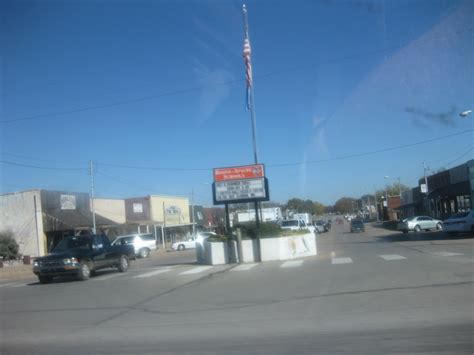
[423,161,431,217]
[33,195,41,256]
[89,160,97,234]
[191,189,196,236]
[243,4,261,262]
[374,190,379,222]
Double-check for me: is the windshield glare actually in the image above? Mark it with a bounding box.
[53,237,91,252]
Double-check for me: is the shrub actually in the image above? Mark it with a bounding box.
[0,230,20,260]
[233,222,283,239]
[206,234,229,243]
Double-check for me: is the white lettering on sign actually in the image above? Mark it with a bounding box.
[215,178,266,202]
[60,195,76,210]
[133,203,143,213]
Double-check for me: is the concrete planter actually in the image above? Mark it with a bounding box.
[197,233,317,265]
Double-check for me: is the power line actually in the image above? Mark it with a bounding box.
[2,27,472,124]
[0,160,87,171]
[268,129,474,168]
[2,129,472,173]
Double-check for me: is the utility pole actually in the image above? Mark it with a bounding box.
[374,190,379,222]
[423,161,431,216]
[191,189,196,236]
[398,177,402,197]
[89,160,97,234]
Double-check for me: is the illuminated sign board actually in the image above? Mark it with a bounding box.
[213,164,269,205]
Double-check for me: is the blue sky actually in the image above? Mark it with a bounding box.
[1,0,473,206]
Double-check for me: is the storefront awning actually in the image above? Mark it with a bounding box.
[43,210,118,231]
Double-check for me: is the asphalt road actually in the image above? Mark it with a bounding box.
[1,222,473,354]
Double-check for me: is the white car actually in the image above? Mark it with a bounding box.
[171,232,216,251]
[111,233,157,258]
[443,210,474,235]
[281,219,316,234]
[397,216,443,233]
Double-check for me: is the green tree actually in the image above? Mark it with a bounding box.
[0,230,19,260]
[334,197,358,214]
[284,198,326,215]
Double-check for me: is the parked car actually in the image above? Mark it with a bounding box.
[33,234,133,284]
[443,210,474,235]
[171,232,217,251]
[111,233,157,258]
[397,216,443,233]
[313,220,326,233]
[350,219,365,233]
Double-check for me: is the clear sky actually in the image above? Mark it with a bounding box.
[1,0,473,206]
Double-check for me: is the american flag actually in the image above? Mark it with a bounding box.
[243,37,252,109]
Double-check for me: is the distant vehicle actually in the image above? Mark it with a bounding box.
[33,235,133,284]
[443,210,474,235]
[397,216,443,233]
[281,219,316,234]
[292,213,313,225]
[171,232,217,251]
[336,217,344,225]
[350,219,365,233]
[313,220,326,233]
[111,233,157,258]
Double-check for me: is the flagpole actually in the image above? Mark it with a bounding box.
[242,4,262,262]
[242,4,259,165]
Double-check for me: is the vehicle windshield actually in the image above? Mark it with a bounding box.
[2,1,473,353]
[281,220,299,227]
[53,237,91,252]
[449,212,470,219]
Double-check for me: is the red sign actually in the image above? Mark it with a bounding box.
[214,164,265,182]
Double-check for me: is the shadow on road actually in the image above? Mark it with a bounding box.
[376,231,474,243]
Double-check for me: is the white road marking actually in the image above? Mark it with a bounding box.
[133,268,173,279]
[380,254,407,261]
[432,251,464,257]
[92,273,123,281]
[280,260,304,268]
[0,282,17,288]
[10,283,28,288]
[331,257,353,265]
[231,263,259,271]
[179,266,213,275]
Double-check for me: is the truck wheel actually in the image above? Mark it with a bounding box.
[178,244,185,251]
[117,256,129,272]
[38,275,52,284]
[139,248,150,258]
[77,262,91,281]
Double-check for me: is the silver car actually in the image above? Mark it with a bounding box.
[397,216,443,233]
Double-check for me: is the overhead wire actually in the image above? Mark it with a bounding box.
[1,27,472,124]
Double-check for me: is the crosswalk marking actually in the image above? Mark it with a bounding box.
[179,266,213,275]
[134,268,173,279]
[92,273,123,281]
[280,260,304,268]
[432,251,464,257]
[331,257,353,265]
[231,263,259,271]
[379,254,407,261]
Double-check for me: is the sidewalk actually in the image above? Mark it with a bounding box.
[0,264,34,282]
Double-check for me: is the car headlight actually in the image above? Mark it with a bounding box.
[33,261,42,267]
[63,257,78,264]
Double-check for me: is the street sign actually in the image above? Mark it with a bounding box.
[420,184,428,193]
[214,164,264,182]
[212,164,269,205]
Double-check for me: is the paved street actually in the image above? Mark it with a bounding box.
[1,222,473,354]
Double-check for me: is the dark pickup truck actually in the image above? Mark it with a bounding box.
[33,234,134,283]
